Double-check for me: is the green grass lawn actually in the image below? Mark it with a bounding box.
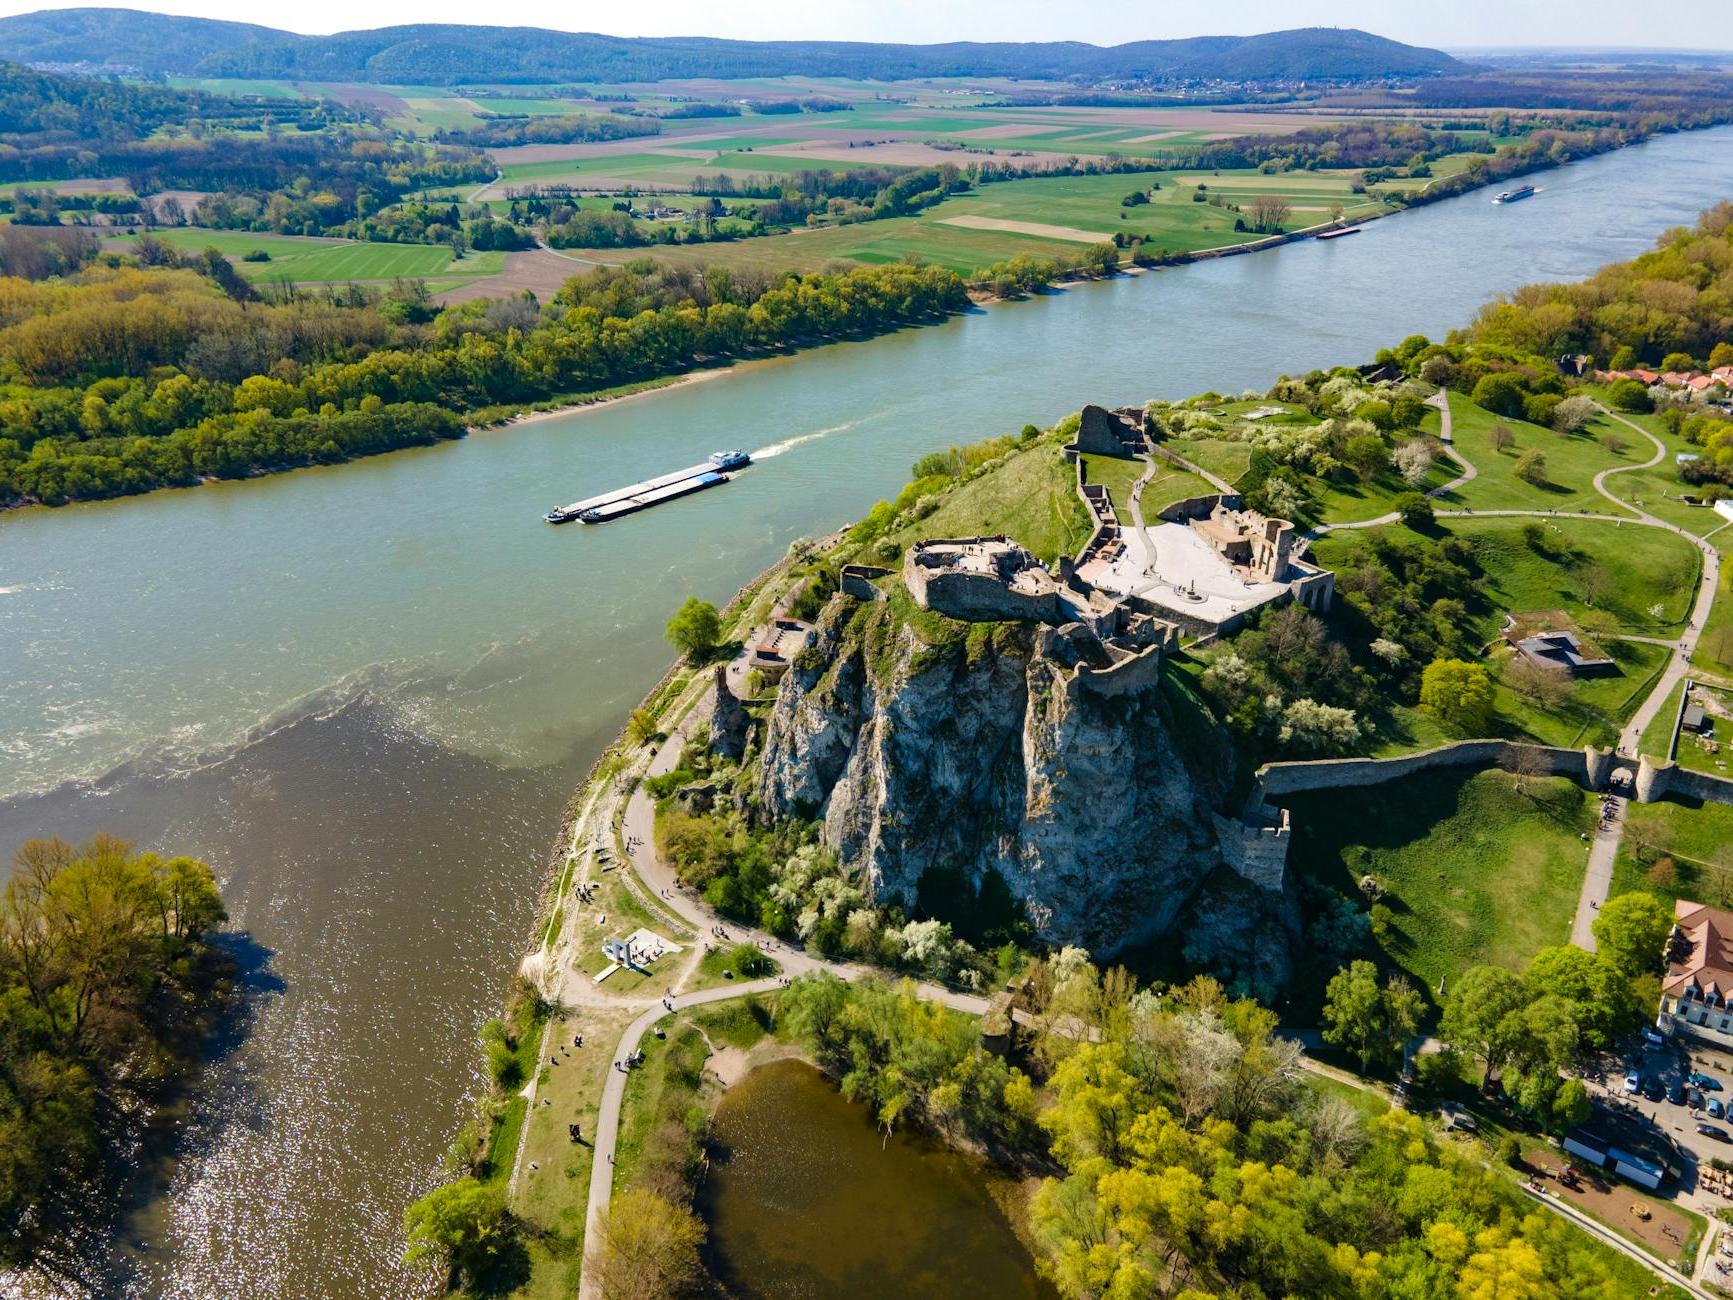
[1313,516,1695,751]
[1314,456,1457,526]
[1284,769,1594,998]
[892,439,1092,565]
[1079,451,1143,506]
[1612,795,1733,907]
[1162,436,1256,487]
[1438,393,1647,514]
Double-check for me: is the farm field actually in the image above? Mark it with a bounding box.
[560,167,1394,276]
[105,228,506,284]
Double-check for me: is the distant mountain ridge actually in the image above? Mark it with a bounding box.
[0,9,1465,84]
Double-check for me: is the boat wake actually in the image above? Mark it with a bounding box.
[752,419,860,459]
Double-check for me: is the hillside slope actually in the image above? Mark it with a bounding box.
[0,10,1464,83]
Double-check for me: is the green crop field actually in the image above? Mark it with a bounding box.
[106,229,506,284]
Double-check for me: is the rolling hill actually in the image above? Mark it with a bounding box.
[0,9,1465,84]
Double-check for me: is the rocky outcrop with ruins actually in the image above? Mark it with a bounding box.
[749,592,1231,952]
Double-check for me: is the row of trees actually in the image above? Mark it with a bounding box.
[0,835,227,1260]
[0,255,972,506]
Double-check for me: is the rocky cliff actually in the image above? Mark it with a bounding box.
[751,594,1233,954]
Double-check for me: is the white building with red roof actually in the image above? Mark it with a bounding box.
[1659,899,1733,1045]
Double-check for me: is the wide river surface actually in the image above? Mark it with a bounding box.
[3,126,1732,1296]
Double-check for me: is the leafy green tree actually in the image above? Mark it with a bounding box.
[664,597,721,660]
[1440,964,1529,1085]
[402,1177,512,1280]
[1591,891,1673,977]
[1525,944,1637,1050]
[626,708,658,746]
[1394,491,1434,527]
[1513,449,1548,487]
[593,1186,705,1300]
[1419,658,1495,733]
[1471,372,1529,418]
[1321,959,1420,1075]
[1552,1077,1592,1129]
[1607,378,1652,413]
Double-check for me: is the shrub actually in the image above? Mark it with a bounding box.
[1471,372,1529,418]
[1394,491,1434,527]
[1513,449,1548,486]
[1608,378,1653,413]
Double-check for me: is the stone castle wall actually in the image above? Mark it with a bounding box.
[1253,740,1594,805]
[1074,642,1165,698]
[1213,807,1290,891]
[1637,755,1733,807]
[907,565,1060,623]
[840,564,891,601]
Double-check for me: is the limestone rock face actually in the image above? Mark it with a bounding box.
[754,595,1223,953]
[708,667,752,761]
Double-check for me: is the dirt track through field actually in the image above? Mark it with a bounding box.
[939,214,1113,243]
[434,247,589,305]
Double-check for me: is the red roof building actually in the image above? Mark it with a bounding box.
[1659,900,1733,1044]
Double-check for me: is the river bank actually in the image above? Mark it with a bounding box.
[6,123,1733,1298]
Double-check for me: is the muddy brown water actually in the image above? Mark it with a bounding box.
[2,125,1732,1295]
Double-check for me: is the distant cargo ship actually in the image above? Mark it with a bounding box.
[1494,184,1536,204]
[544,449,752,525]
[1316,226,1360,240]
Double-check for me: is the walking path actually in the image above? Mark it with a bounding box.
[558,394,1726,1296]
[575,710,994,1300]
[1308,391,1474,535]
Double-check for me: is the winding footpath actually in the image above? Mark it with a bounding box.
[573,708,994,1300]
[560,395,1724,1297]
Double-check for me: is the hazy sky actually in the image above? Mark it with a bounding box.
[0,0,1712,50]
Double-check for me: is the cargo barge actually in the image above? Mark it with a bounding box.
[1494,184,1536,204]
[1315,226,1360,240]
[545,449,751,524]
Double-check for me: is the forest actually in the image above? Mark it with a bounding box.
[0,246,970,506]
[775,965,1666,1300]
[0,835,228,1262]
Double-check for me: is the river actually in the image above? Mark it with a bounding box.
[2,125,1731,1297]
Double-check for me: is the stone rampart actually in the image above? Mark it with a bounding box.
[1636,755,1733,808]
[1252,740,1595,806]
[915,569,1059,623]
[1213,806,1290,892]
[1158,493,1243,523]
[840,564,891,601]
[1074,642,1165,698]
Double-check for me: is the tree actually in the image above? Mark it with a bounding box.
[626,708,658,745]
[1343,433,1390,478]
[1277,698,1360,752]
[1489,423,1516,454]
[1321,960,1420,1075]
[1506,657,1570,712]
[1440,965,1530,1085]
[402,1177,512,1281]
[592,1186,705,1300]
[1394,491,1434,527]
[1420,658,1495,733]
[1660,351,1697,373]
[1513,449,1548,487]
[664,597,721,660]
[1247,194,1290,233]
[1551,394,1597,433]
[1525,944,1637,1050]
[1471,372,1529,419]
[1552,1077,1592,1129]
[1575,562,1611,607]
[1591,891,1673,978]
[1394,440,1433,485]
[1608,378,1652,413]
[1711,342,1733,370]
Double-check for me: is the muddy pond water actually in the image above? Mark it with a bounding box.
[697,1059,1052,1298]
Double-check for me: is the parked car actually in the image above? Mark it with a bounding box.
[1625,1071,1642,1095]
[1698,1122,1729,1141]
[1669,1081,1687,1105]
[1691,1072,1723,1091]
[1707,1097,1725,1120]
[1644,1027,1667,1050]
[1644,1077,1665,1101]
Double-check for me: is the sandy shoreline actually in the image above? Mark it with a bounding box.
[469,365,735,433]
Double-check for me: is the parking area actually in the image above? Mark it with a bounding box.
[1593,1034,1733,1187]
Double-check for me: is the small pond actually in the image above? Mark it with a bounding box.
[697,1059,1053,1297]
